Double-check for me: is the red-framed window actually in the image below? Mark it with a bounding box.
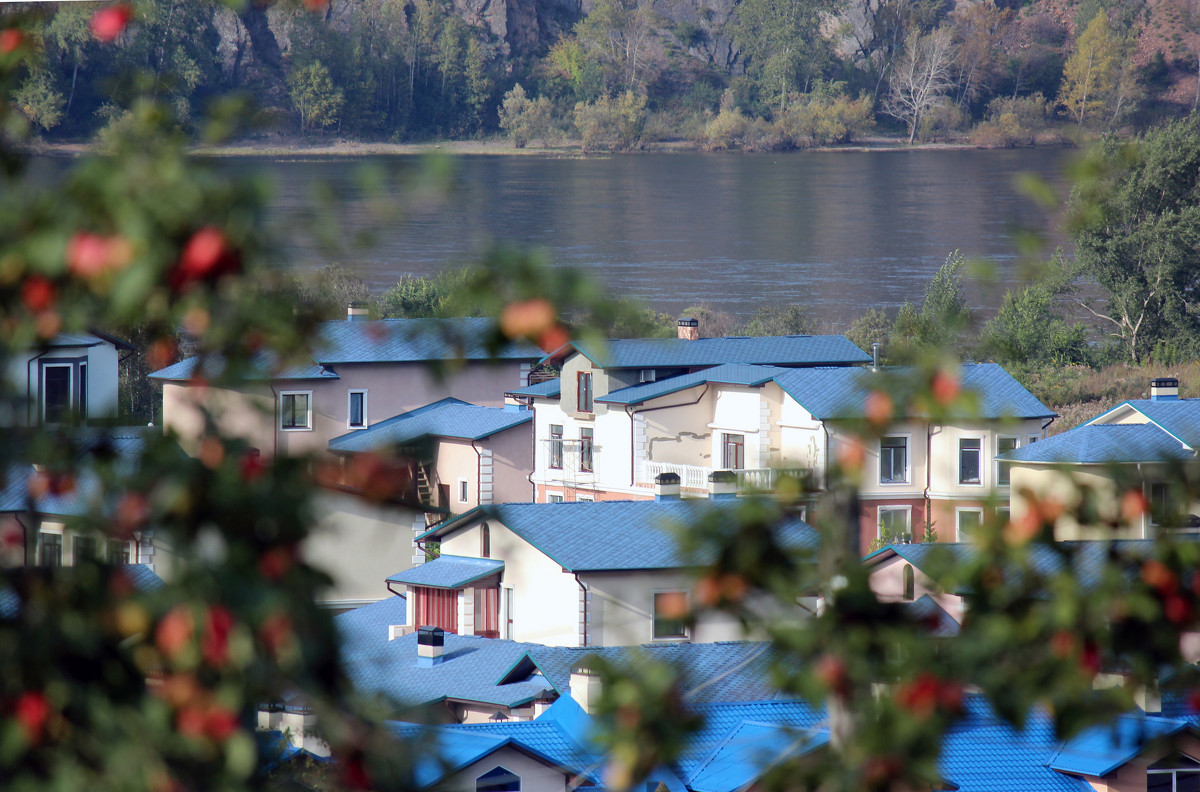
[415,587,458,633]
[577,372,593,413]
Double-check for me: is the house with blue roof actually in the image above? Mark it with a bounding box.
[399,498,818,646]
[1001,378,1200,540]
[513,346,1053,552]
[4,330,134,427]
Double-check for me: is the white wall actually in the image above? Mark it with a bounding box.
[443,745,570,792]
[5,337,121,426]
[581,569,747,646]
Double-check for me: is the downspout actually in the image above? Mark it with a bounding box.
[471,439,482,508]
[1040,416,1055,438]
[624,384,710,488]
[27,350,48,426]
[14,514,31,567]
[925,423,941,538]
[575,573,588,646]
[268,382,279,459]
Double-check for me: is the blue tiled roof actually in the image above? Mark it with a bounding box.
[423,500,819,572]
[772,363,1055,421]
[0,564,164,618]
[329,398,531,453]
[597,365,782,406]
[901,594,961,637]
[687,721,828,792]
[1002,424,1193,464]
[0,430,150,517]
[674,701,824,781]
[148,354,339,382]
[508,379,561,398]
[46,333,103,348]
[387,555,505,589]
[1048,714,1190,776]
[314,318,542,364]
[560,336,871,369]
[1098,399,1200,449]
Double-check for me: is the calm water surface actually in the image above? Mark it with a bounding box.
[253,148,1074,327]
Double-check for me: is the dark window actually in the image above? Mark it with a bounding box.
[108,539,131,564]
[653,591,689,640]
[957,509,983,540]
[580,428,594,472]
[959,438,981,484]
[880,436,907,483]
[42,365,72,424]
[903,564,915,601]
[997,437,1018,486]
[349,391,365,427]
[722,433,744,470]
[480,523,490,558]
[477,766,521,792]
[879,508,910,541]
[1150,482,1172,526]
[280,393,310,430]
[458,480,469,503]
[73,536,97,563]
[1149,754,1200,792]
[577,372,593,413]
[38,532,61,567]
[549,425,563,469]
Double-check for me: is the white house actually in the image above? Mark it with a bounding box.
[5,331,132,426]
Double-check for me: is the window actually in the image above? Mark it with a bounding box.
[575,494,594,502]
[480,523,490,558]
[577,371,593,413]
[639,369,656,383]
[279,392,312,430]
[1150,482,1172,526]
[548,494,564,503]
[458,479,469,504]
[997,507,1010,525]
[549,425,563,469]
[903,564,915,601]
[42,364,72,424]
[38,532,61,567]
[580,428,594,472]
[959,438,982,484]
[477,767,521,792]
[1148,754,1200,792]
[1028,435,1039,446]
[880,436,908,484]
[996,436,1018,486]
[878,507,911,542]
[722,433,745,470]
[652,591,689,640]
[108,539,131,564]
[348,390,366,428]
[73,536,97,564]
[956,508,984,541]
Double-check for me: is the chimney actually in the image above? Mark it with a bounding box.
[871,342,880,371]
[708,470,738,500]
[654,472,681,501]
[1151,377,1179,402]
[677,317,699,341]
[569,662,602,714]
[416,625,445,667]
[347,301,370,322]
[389,624,412,641]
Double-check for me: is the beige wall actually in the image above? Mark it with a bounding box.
[430,424,533,511]
[1009,464,1146,540]
[443,745,569,792]
[642,388,715,467]
[867,554,963,619]
[1086,734,1200,792]
[162,382,275,456]
[581,569,747,646]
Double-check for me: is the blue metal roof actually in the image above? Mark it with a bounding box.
[329,398,531,453]
[314,318,542,364]
[508,379,561,398]
[1096,399,1200,449]
[148,354,339,382]
[559,336,871,369]
[687,721,828,792]
[1048,714,1191,776]
[597,365,782,406]
[901,594,961,637]
[387,555,505,590]
[1001,424,1193,464]
[772,363,1055,421]
[423,500,819,572]
[673,700,825,781]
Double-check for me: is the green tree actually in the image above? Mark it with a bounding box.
[742,303,817,335]
[1058,11,1138,127]
[573,90,647,150]
[380,269,478,318]
[732,0,842,113]
[573,0,662,94]
[1070,116,1200,364]
[11,68,65,131]
[498,83,554,148]
[287,59,344,134]
[977,255,1089,366]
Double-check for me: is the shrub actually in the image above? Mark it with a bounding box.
[498,83,554,148]
[774,86,874,148]
[573,91,647,151]
[970,94,1050,148]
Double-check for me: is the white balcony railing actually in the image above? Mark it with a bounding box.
[639,462,798,492]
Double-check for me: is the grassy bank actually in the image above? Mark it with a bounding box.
[1016,362,1200,434]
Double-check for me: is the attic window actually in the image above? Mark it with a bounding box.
[1148,754,1200,792]
[639,369,656,383]
[477,766,520,792]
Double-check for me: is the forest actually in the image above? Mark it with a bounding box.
[5,0,1200,149]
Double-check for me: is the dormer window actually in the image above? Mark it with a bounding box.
[639,369,656,383]
[577,371,593,413]
[40,358,87,424]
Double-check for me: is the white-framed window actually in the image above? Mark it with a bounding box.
[37,531,62,567]
[722,433,745,470]
[279,391,312,431]
[41,362,73,424]
[652,590,689,640]
[548,425,563,469]
[879,435,909,484]
[996,436,1019,487]
[1147,753,1200,792]
[902,564,915,601]
[575,494,594,502]
[547,493,564,503]
[956,508,984,541]
[959,437,982,485]
[639,369,657,383]
[107,539,132,564]
[348,390,367,429]
[1028,434,1039,446]
[457,479,469,504]
[878,506,912,542]
[72,535,98,564]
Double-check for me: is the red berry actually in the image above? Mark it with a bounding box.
[202,606,234,668]
[0,29,24,54]
[156,606,194,660]
[91,5,132,42]
[204,707,239,741]
[21,276,56,312]
[14,691,49,744]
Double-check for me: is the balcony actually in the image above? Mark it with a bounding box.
[638,462,813,493]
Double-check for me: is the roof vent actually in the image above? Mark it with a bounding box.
[677,317,699,342]
[654,472,681,501]
[416,625,446,667]
[1151,378,1179,402]
[347,301,370,322]
[708,470,738,500]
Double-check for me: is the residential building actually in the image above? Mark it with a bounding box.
[149,312,542,460]
[516,357,1054,551]
[5,331,133,426]
[393,492,818,647]
[1002,378,1200,539]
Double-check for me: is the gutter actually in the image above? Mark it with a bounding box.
[268,382,278,459]
[625,384,710,488]
[26,350,48,426]
[1040,416,1055,439]
[15,513,32,567]
[471,439,482,508]
[575,574,588,646]
[924,422,941,536]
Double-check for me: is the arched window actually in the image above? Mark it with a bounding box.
[477,766,520,792]
[481,523,491,558]
[903,564,915,602]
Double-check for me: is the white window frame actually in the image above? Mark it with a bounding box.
[996,436,1019,488]
[107,538,133,564]
[651,589,690,641]
[955,507,984,542]
[575,494,594,502]
[457,478,470,504]
[547,493,564,503]
[41,362,74,424]
[877,506,912,542]
[958,436,984,486]
[879,434,911,485]
[347,389,367,429]
[1028,434,1039,445]
[37,528,63,567]
[279,390,313,432]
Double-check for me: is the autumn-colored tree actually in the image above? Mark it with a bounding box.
[884,27,958,144]
[1058,11,1138,127]
[287,59,344,134]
